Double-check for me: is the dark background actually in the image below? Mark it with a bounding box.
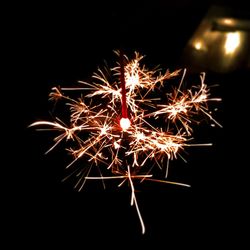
[7,0,249,247]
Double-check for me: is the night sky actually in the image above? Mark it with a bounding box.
[8,0,249,247]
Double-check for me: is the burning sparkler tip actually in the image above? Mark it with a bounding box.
[120,117,131,131]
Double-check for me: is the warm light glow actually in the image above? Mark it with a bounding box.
[223,18,234,25]
[194,41,202,50]
[30,51,222,234]
[120,117,131,131]
[224,32,240,54]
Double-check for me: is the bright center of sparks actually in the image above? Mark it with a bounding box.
[120,118,131,131]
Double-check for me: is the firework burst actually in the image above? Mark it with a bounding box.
[30,50,222,234]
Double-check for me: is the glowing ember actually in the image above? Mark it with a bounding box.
[120,117,131,131]
[30,50,222,234]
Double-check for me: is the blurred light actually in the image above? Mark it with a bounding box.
[194,41,202,50]
[224,32,241,54]
[181,5,250,73]
[223,19,234,25]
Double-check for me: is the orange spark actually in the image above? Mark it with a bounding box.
[30,50,222,234]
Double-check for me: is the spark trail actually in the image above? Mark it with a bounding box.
[30,50,222,234]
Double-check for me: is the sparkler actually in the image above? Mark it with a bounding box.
[30,50,222,234]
